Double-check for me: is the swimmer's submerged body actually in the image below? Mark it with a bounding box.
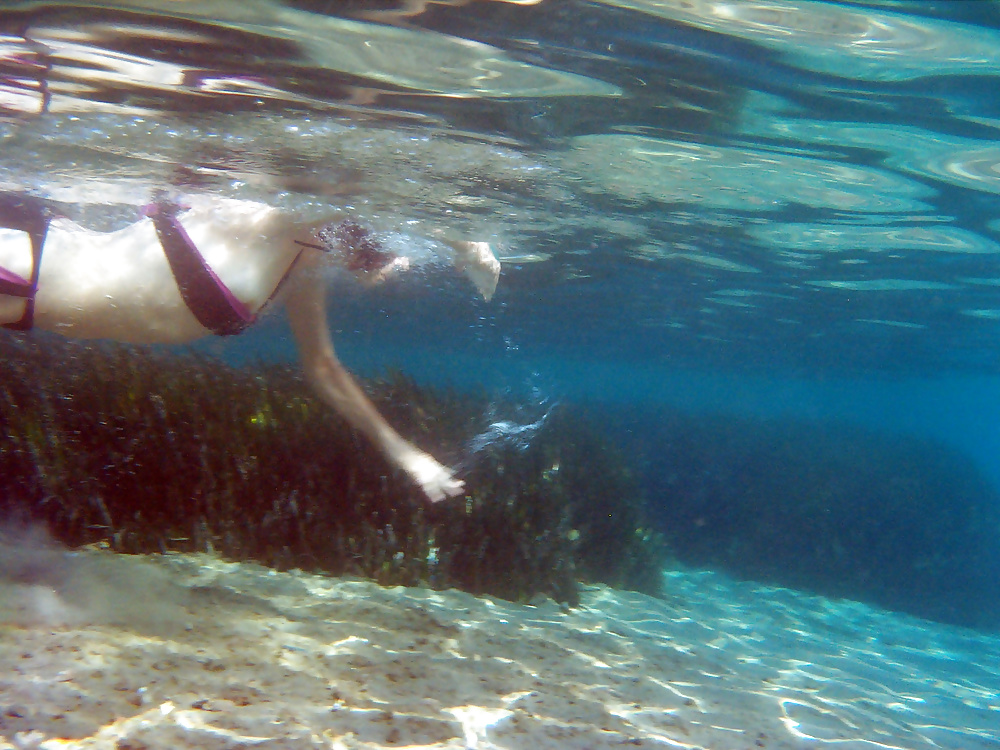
[0,193,501,503]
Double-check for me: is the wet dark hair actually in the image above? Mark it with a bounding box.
[315,219,397,273]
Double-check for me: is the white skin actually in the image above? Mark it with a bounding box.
[0,196,501,503]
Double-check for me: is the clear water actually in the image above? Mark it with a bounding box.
[6,2,1000,746]
[4,3,1000,611]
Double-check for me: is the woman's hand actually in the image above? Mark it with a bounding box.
[400,450,465,503]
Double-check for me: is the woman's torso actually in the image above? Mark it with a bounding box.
[1,197,303,343]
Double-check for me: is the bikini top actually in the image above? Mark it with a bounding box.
[0,195,290,336]
[144,201,258,336]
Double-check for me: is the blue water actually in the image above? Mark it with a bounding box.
[4,0,1000,629]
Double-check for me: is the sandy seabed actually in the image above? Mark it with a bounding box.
[1,545,998,750]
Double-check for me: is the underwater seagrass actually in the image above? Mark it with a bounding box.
[0,334,667,604]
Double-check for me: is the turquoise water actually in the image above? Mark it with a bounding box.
[3,1,1000,628]
[5,3,1000,747]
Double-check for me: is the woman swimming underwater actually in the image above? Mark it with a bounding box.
[0,192,501,503]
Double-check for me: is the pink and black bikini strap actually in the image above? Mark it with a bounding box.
[145,200,256,336]
[0,194,51,331]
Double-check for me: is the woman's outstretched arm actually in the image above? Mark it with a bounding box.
[283,251,465,503]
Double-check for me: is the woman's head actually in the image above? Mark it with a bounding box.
[316,219,398,273]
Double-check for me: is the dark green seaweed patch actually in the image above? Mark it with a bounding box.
[0,335,666,604]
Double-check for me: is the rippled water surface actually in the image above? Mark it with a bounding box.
[2,0,1000,376]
